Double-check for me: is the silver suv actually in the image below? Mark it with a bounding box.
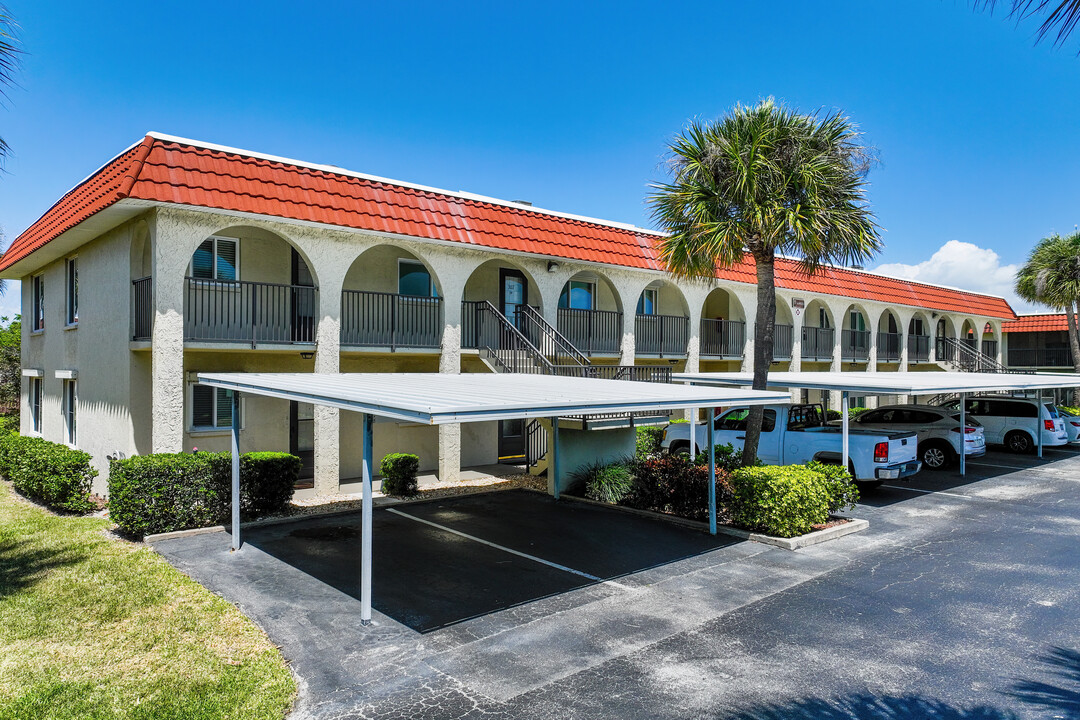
[936,396,1068,453]
[850,404,986,470]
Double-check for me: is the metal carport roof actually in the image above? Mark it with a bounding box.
[197,371,791,626]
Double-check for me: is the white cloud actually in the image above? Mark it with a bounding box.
[872,240,1043,315]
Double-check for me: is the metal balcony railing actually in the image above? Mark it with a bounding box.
[908,334,931,362]
[877,332,902,362]
[700,319,746,358]
[841,329,871,362]
[1008,347,1073,367]
[981,340,998,360]
[340,290,442,350]
[556,307,622,355]
[132,277,153,341]
[635,313,689,356]
[801,326,835,361]
[184,277,317,345]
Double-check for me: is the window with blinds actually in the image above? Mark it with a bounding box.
[30,378,42,433]
[192,384,238,429]
[190,237,239,281]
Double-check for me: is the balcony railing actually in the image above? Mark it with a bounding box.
[551,365,672,382]
[981,340,998,360]
[556,307,622,355]
[132,277,152,341]
[635,314,689,356]
[908,334,931,362]
[1008,347,1073,367]
[841,329,871,362]
[877,332,902,362]
[801,326,835,362]
[184,278,318,345]
[340,290,442,350]
[700,319,746,359]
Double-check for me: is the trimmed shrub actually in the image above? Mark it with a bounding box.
[0,434,96,513]
[0,412,18,435]
[585,463,633,504]
[635,426,665,459]
[108,451,300,537]
[380,453,419,497]
[805,460,860,513]
[623,454,728,522]
[729,465,832,538]
[694,443,753,473]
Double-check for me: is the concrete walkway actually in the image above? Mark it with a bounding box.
[153,447,1080,719]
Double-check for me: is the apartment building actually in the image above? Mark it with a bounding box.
[1,133,1020,496]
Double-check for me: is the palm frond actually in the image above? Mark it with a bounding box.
[979,1,1080,48]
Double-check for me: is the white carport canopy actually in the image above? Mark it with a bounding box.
[198,372,791,625]
[675,371,1080,476]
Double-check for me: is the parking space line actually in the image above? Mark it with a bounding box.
[968,462,1067,472]
[386,507,608,584]
[879,485,972,499]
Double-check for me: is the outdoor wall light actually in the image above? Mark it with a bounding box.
[547,261,560,273]
[300,351,315,360]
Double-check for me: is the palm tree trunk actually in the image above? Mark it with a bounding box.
[742,252,776,466]
[1067,301,1080,407]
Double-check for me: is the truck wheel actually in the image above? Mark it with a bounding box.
[919,441,954,470]
[1005,430,1034,454]
[669,441,690,457]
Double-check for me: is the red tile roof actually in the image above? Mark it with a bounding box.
[1003,313,1069,333]
[2,134,1017,320]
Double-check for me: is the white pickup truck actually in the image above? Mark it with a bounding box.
[661,404,922,486]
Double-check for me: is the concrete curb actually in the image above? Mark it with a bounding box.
[562,493,868,550]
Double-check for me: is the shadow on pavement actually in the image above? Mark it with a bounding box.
[724,693,1018,720]
[1006,646,1080,717]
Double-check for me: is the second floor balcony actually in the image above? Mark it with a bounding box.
[700,319,746,359]
[801,326,834,362]
[183,277,318,345]
[877,332,902,362]
[555,307,622,355]
[1008,346,1073,367]
[908,334,931,363]
[635,313,690,357]
[840,329,870,362]
[340,290,443,350]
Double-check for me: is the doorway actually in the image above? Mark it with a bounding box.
[499,268,527,329]
[290,401,315,485]
[498,418,526,465]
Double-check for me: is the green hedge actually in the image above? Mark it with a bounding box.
[108,451,300,538]
[730,465,842,538]
[0,412,19,435]
[380,453,419,497]
[0,434,97,513]
[635,426,665,459]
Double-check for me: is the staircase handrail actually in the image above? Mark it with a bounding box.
[472,301,555,374]
[938,336,1013,373]
[516,304,590,367]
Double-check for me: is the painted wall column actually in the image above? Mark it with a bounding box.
[439,295,463,482]
[619,307,636,366]
[313,273,342,496]
[788,300,804,404]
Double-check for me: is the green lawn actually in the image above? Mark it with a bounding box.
[0,481,296,719]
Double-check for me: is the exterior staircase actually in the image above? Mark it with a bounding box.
[935,336,1012,373]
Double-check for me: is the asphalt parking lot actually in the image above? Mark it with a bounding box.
[154,445,1080,720]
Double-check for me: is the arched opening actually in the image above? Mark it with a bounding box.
[555,270,622,356]
[341,245,444,350]
[841,304,871,363]
[773,299,795,360]
[700,288,747,359]
[462,259,543,352]
[183,225,318,346]
[877,309,902,363]
[934,316,958,365]
[981,321,999,360]
[635,279,690,357]
[961,318,979,351]
[907,312,931,363]
[802,300,836,363]
[130,221,153,341]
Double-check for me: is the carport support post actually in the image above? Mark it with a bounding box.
[552,417,561,501]
[231,391,242,552]
[1038,390,1044,459]
[841,391,849,473]
[689,408,697,458]
[361,413,373,626]
[707,406,717,536]
[960,392,967,476]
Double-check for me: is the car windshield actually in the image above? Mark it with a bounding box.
[950,414,982,427]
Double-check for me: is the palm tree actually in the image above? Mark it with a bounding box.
[1015,232,1080,405]
[649,99,881,465]
[978,1,1080,49]
[0,4,21,167]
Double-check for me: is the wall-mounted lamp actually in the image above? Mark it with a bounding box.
[300,350,315,360]
[667,358,679,365]
[547,261,560,273]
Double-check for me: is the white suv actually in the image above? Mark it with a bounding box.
[848,404,986,470]
[936,396,1068,453]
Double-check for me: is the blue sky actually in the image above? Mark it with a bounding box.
[1,1,1078,316]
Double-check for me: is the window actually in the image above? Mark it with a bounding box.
[65,257,78,326]
[397,260,435,297]
[637,288,658,315]
[62,380,77,445]
[716,408,776,433]
[909,317,925,335]
[819,308,830,329]
[29,378,42,433]
[786,405,824,431]
[32,275,45,332]
[849,310,865,332]
[190,237,238,281]
[559,280,595,310]
[191,384,240,430]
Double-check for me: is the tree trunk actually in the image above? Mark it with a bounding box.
[1067,301,1080,407]
[741,252,777,466]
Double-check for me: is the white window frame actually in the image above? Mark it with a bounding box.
[396,258,436,297]
[31,274,45,333]
[62,379,77,446]
[189,382,244,434]
[65,256,79,327]
[188,236,240,283]
[29,377,42,434]
[560,279,596,311]
[637,287,658,316]
[819,307,831,329]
